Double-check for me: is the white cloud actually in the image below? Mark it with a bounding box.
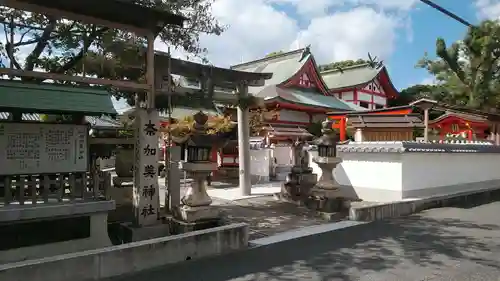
[157,0,299,67]
[156,0,412,68]
[475,0,500,19]
[2,0,415,78]
[292,7,398,63]
[420,76,437,85]
[268,0,418,18]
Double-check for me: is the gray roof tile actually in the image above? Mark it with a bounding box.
[321,63,381,90]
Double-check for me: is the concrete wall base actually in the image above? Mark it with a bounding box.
[120,221,171,243]
[1,212,111,264]
[0,223,249,281]
[349,186,500,221]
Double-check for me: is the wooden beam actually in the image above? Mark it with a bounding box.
[89,138,134,145]
[158,56,273,86]
[0,68,149,90]
[3,0,150,36]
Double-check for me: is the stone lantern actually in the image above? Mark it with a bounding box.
[310,119,342,197]
[281,140,317,200]
[174,111,221,224]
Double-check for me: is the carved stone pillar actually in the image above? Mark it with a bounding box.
[133,108,160,227]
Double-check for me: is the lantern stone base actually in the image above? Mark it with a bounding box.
[173,205,221,223]
[281,171,317,200]
[119,220,171,243]
[168,215,222,234]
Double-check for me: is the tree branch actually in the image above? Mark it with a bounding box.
[2,23,22,69]
[24,17,57,71]
[53,26,109,74]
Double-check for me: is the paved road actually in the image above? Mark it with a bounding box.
[110,201,500,281]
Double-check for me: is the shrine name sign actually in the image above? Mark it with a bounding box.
[0,122,88,175]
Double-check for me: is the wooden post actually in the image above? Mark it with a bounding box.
[237,82,251,196]
[167,146,181,212]
[423,108,430,142]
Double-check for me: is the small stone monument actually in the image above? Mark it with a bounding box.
[172,111,223,232]
[281,140,317,201]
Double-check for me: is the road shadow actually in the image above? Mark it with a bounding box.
[111,202,500,281]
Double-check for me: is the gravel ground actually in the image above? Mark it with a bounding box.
[109,201,500,281]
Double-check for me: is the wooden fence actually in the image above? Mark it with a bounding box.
[0,171,112,206]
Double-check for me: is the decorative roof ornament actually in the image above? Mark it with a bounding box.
[367,52,384,70]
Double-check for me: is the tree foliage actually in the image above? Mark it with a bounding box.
[0,1,224,100]
[265,50,284,58]
[388,84,447,107]
[319,59,370,72]
[249,107,278,136]
[417,20,500,111]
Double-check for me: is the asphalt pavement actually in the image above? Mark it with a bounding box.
[109,201,500,281]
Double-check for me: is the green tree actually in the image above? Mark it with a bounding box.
[319,59,370,72]
[265,50,284,58]
[418,20,500,111]
[0,1,224,102]
[388,84,446,107]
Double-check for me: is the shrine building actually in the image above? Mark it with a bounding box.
[321,63,399,110]
[229,47,364,142]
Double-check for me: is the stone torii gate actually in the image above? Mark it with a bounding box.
[0,0,272,228]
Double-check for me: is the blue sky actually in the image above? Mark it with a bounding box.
[178,0,499,93]
[389,1,477,89]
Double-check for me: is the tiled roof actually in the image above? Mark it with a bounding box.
[231,48,307,95]
[320,63,382,91]
[429,111,487,124]
[337,141,497,153]
[0,113,122,128]
[0,80,116,116]
[257,85,362,111]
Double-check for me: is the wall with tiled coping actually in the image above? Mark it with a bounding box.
[309,142,500,202]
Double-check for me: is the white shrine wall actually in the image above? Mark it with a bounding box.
[273,145,293,166]
[249,148,272,182]
[308,142,500,202]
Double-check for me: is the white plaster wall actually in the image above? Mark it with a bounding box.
[336,152,402,191]
[313,150,500,202]
[357,92,372,102]
[401,153,500,192]
[278,109,309,123]
[307,150,403,202]
[341,91,354,100]
[373,95,386,105]
[274,146,293,165]
[250,149,271,177]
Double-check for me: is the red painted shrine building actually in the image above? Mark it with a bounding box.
[428,111,490,140]
[230,47,365,142]
[321,63,399,110]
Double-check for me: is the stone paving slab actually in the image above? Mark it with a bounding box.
[214,196,343,240]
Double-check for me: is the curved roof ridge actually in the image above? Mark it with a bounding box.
[231,48,306,70]
[320,63,375,75]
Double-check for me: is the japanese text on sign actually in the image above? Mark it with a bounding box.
[0,123,88,175]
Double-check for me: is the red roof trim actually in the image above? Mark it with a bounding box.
[280,57,330,95]
[377,67,398,99]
